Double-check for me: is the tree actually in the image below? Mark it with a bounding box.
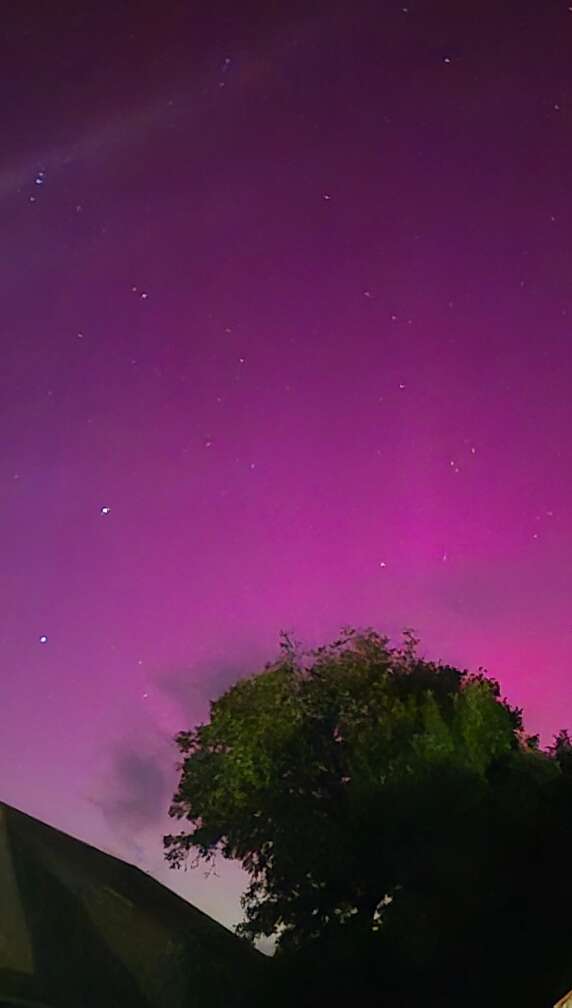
[163,627,524,956]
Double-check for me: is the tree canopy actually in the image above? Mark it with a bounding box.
[163,627,572,1005]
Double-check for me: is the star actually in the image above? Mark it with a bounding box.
[39,635,48,644]
[100,505,111,515]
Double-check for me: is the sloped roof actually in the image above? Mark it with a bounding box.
[555,990,572,1008]
[0,801,270,1007]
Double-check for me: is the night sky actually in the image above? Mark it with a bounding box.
[3,0,572,949]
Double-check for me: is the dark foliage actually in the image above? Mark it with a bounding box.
[165,628,572,1007]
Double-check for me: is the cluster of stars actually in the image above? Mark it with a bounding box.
[218,55,232,87]
[29,169,46,203]
[448,446,478,474]
[531,510,555,541]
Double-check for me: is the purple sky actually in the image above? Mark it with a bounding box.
[2,0,572,947]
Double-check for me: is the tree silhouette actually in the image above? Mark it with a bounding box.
[163,627,572,1006]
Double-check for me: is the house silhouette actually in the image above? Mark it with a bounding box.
[0,800,270,1007]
